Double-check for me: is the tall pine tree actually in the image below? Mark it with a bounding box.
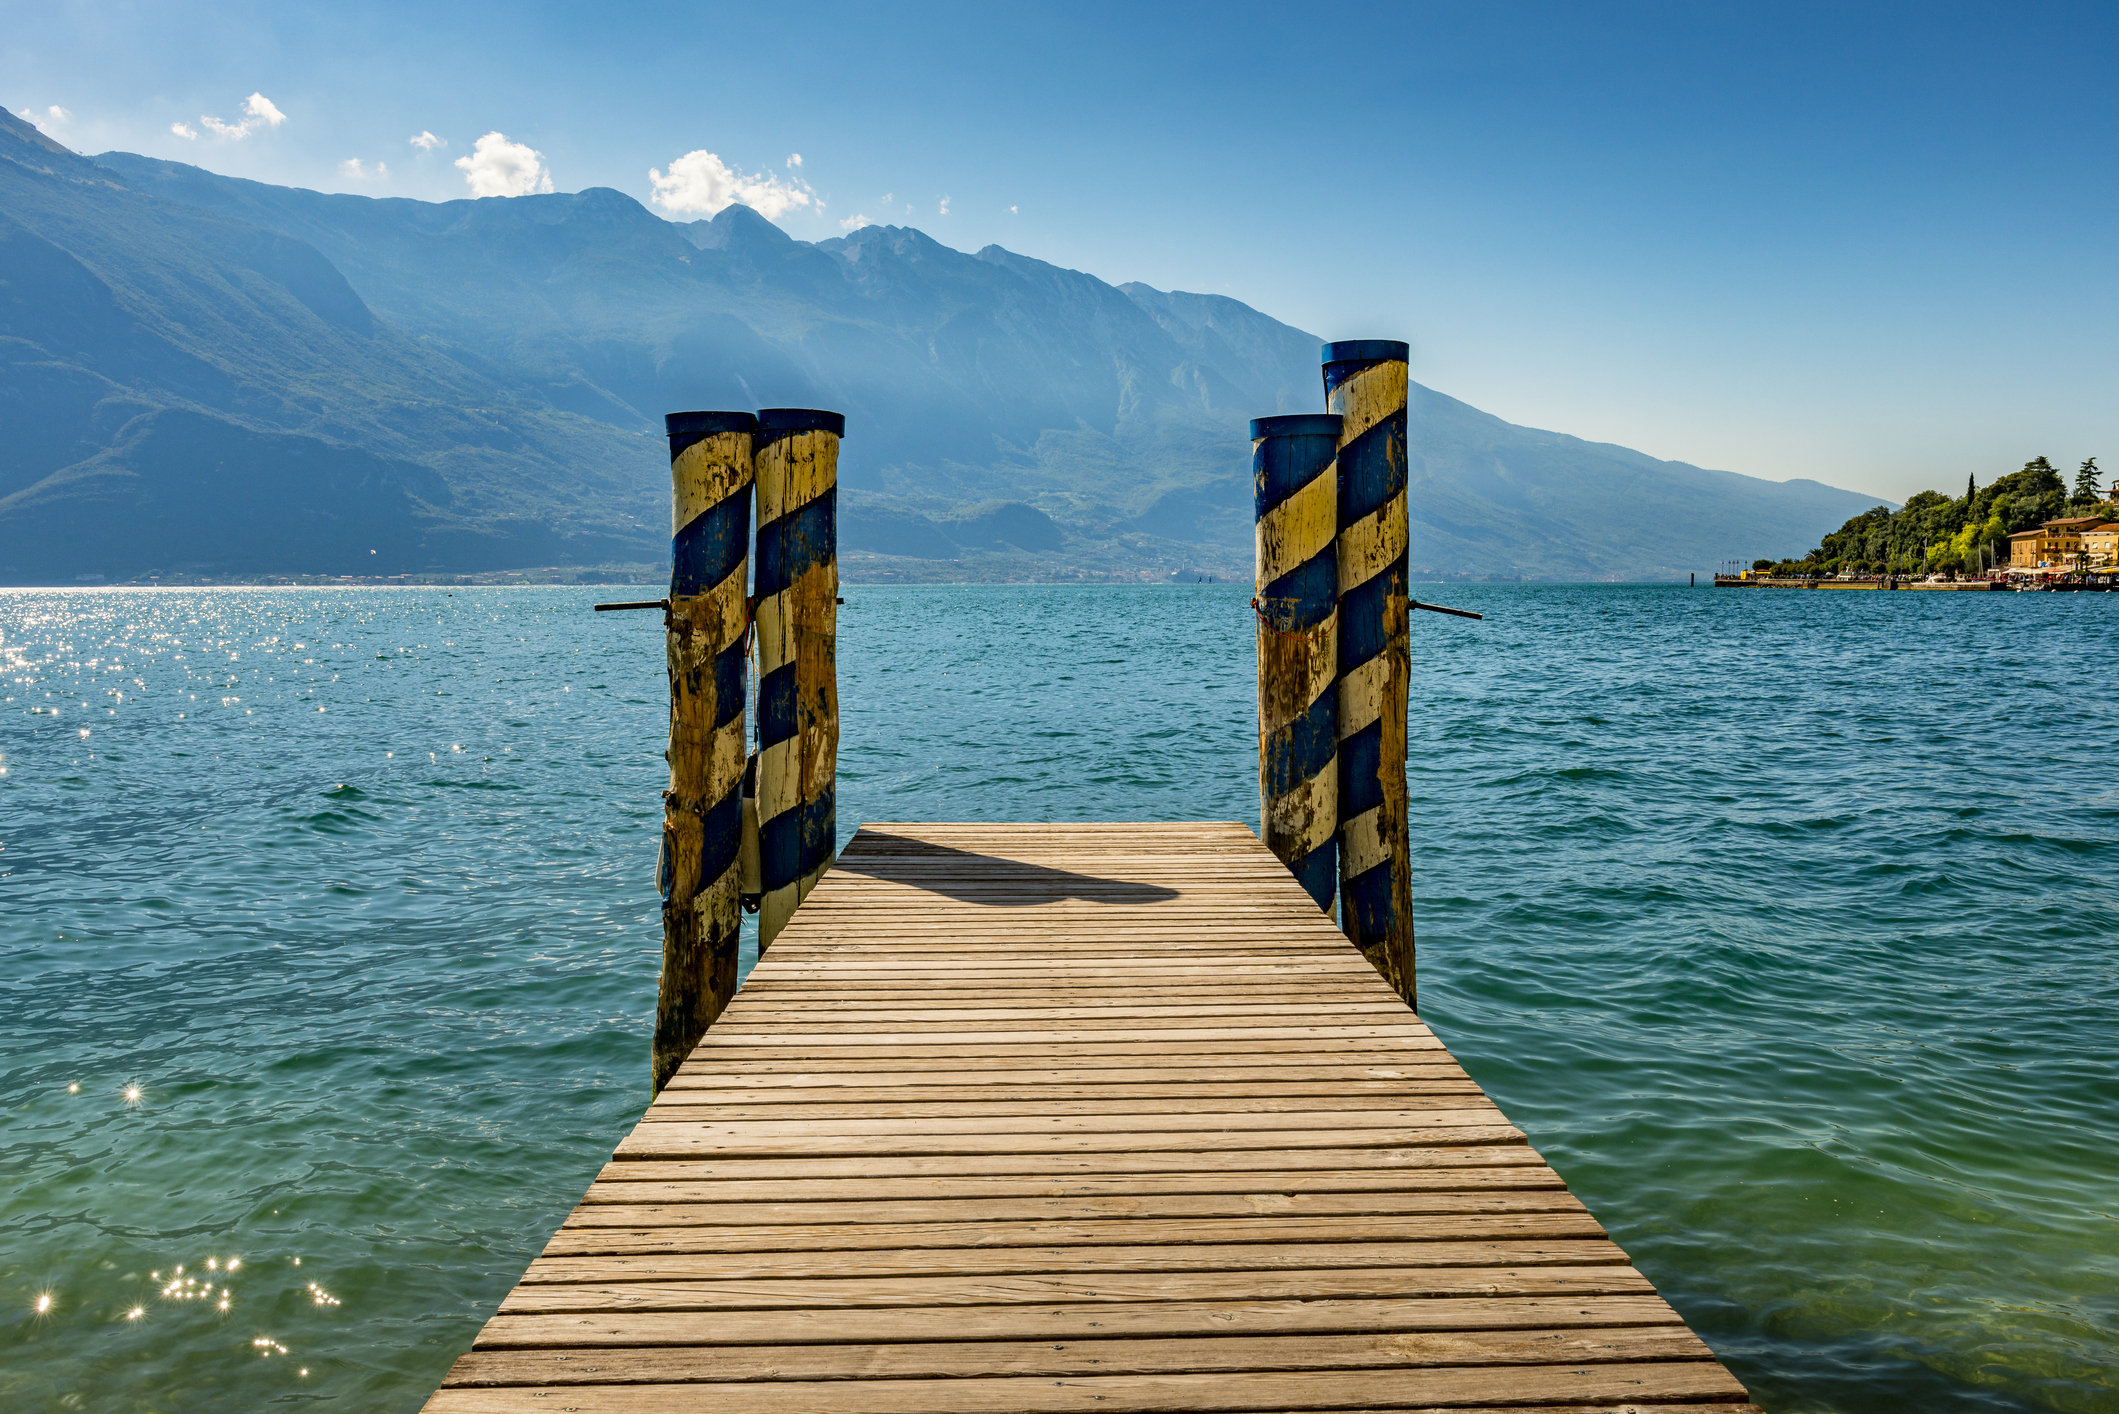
[2075,457,2101,505]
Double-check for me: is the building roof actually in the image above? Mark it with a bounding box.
[2041,517,2102,528]
[2008,528,2046,540]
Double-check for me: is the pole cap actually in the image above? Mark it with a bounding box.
[1320,340,1409,365]
[1250,413,1343,440]
[757,408,847,437]
[664,411,757,437]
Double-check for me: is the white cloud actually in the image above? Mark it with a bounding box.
[171,122,197,139]
[197,91,286,141]
[839,213,871,231]
[787,152,802,167]
[45,105,72,124]
[455,131,553,197]
[340,157,389,180]
[882,192,893,205]
[648,149,811,219]
[409,130,444,150]
[938,195,950,216]
[1009,204,1018,214]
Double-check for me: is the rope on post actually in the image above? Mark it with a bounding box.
[1252,413,1343,911]
[653,409,755,1093]
[1323,340,1416,1008]
[752,408,843,953]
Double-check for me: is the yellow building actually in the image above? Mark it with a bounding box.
[2011,517,2098,569]
[2085,522,2119,569]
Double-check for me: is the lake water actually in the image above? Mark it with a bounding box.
[2,583,2114,1414]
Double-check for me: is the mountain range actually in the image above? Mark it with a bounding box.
[0,107,1882,584]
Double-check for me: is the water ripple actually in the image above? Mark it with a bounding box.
[0,583,2113,1412]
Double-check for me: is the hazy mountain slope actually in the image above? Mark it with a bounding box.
[7,128,1884,582]
[0,110,659,581]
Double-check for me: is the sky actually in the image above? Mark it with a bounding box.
[8,0,2115,505]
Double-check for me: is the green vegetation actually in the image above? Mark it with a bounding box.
[1760,457,2118,577]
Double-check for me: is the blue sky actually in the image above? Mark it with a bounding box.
[9,1,2115,504]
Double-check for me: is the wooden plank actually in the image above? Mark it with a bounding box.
[540,1212,1608,1257]
[592,1146,1550,1182]
[641,1095,1488,1119]
[446,1323,1715,1384]
[667,1054,1452,1075]
[423,823,1751,1414]
[518,1240,1631,1286]
[624,1108,1507,1135]
[658,1067,1477,1090]
[560,1191,1590,1228]
[494,1265,1663,1315]
[579,1167,1569,1205]
[607,1125,1525,1161]
[423,1363,1752,1411]
[720,999,1411,1017]
[691,1036,1448,1052]
[469,1293,1686,1348]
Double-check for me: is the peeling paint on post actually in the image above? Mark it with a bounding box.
[655,410,755,1093]
[1252,413,1341,911]
[753,408,843,953]
[1323,340,1414,1008]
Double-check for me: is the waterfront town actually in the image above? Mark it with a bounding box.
[1724,457,2119,589]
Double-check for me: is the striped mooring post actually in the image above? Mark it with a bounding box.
[752,408,843,952]
[1322,340,1415,1007]
[1251,413,1343,911]
[654,410,756,1093]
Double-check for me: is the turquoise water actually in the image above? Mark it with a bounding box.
[1,583,2113,1413]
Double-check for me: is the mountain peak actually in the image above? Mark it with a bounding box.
[685,201,795,251]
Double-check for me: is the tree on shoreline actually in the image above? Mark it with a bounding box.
[1765,457,2080,576]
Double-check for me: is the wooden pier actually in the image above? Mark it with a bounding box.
[424,822,1758,1413]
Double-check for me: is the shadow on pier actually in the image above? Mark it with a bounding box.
[834,830,1181,906]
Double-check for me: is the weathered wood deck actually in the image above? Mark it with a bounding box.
[424,821,1757,1413]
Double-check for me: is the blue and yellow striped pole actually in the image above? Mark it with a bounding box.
[752,408,843,952]
[1252,413,1341,910]
[1323,340,1414,1006]
[654,409,755,1092]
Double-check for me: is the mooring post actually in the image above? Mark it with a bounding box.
[752,408,843,952]
[1252,413,1343,911]
[654,410,756,1093]
[1322,340,1415,1008]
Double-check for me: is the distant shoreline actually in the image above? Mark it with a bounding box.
[1714,573,2115,592]
[3,563,1728,590]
